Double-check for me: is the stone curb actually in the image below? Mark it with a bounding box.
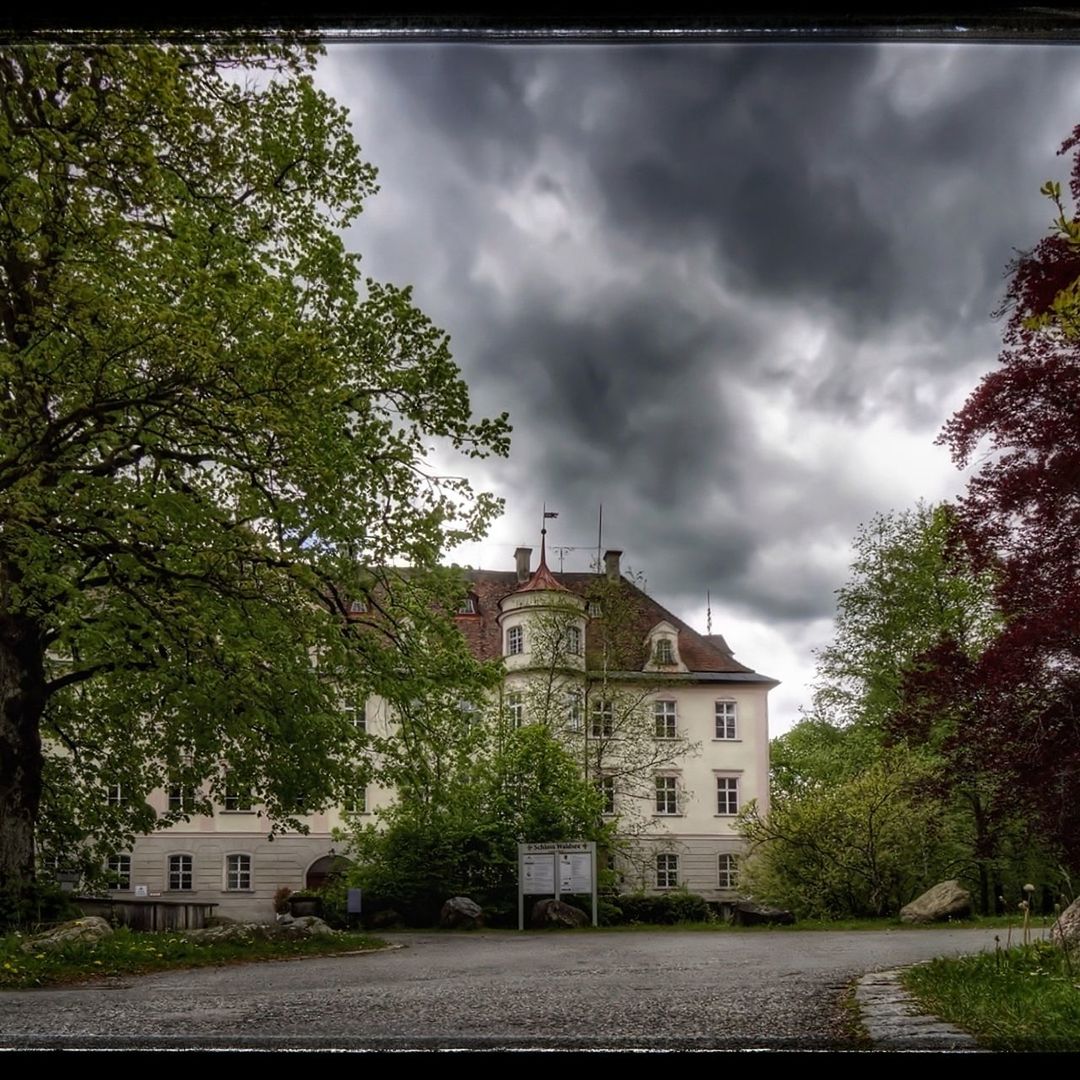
[855,967,985,1051]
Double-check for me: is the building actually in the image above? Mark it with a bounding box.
[106,540,777,922]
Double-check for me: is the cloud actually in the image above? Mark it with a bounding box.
[318,41,1080,730]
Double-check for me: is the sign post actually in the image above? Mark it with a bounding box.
[518,841,597,930]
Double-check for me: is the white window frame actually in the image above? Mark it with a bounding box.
[106,783,125,807]
[715,700,738,740]
[656,852,679,889]
[565,625,582,656]
[167,782,196,813]
[225,853,252,891]
[348,599,367,614]
[107,853,131,890]
[565,689,584,732]
[718,853,739,890]
[506,625,524,656]
[506,691,524,727]
[716,775,740,816]
[458,596,477,615]
[223,778,253,812]
[653,638,675,665]
[655,774,680,815]
[654,699,677,739]
[345,787,368,815]
[591,698,614,738]
[587,601,602,618]
[168,853,194,892]
[345,698,367,734]
[598,774,615,816]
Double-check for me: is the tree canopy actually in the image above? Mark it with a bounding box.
[934,124,1080,871]
[0,39,510,894]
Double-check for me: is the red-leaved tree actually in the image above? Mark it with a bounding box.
[934,126,1080,872]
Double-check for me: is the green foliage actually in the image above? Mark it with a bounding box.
[903,941,1080,1051]
[346,722,611,926]
[612,889,712,925]
[0,40,510,886]
[0,926,384,989]
[808,501,999,735]
[739,751,962,919]
[0,880,80,932]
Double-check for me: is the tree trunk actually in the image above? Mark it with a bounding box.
[0,609,47,894]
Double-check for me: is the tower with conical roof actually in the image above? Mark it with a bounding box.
[497,517,586,676]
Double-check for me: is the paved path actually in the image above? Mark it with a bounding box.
[0,928,1000,1049]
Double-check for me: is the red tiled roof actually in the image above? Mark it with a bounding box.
[451,568,771,679]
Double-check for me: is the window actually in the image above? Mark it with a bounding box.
[459,699,479,724]
[168,854,193,891]
[348,599,367,614]
[223,780,252,812]
[655,775,679,815]
[717,776,740,815]
[346,788,368,815]
[506,692,524,727]
[715,700,738,740]
[654,699,677,739]
[565,690,583,732]
[168,782,196,812]
[587,601,602,618]
[591,698,614,738]
[598,775,615,815]
[656,853,679,889]
[718,853,739,890]
[345,698,367,734]
[457,596,477,615]
[225,854,252,891]
[506,625,524,656]
[106,854,131,890]
[565,625,582,655]
[653,638,674,665]
[106,783,125,807]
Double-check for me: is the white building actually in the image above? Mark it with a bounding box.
[107,542,776,922]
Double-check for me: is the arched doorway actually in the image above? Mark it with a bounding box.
[304,854,354,891]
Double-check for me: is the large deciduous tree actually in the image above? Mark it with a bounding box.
[936,125,1080,871]
[0,40,510,897]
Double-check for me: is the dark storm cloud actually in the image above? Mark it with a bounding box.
[322,41,1080,651]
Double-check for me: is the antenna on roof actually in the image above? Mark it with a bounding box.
[706,590,712,636]
[596,502,603,574]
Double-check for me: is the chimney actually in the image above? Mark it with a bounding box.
[514,547,532,583]
[603,549,622,583]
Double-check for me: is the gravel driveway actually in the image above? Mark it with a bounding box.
[0,928,1001,1049]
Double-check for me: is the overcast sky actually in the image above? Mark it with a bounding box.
[315,42,1080,735]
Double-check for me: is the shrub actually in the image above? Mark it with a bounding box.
[616,890,710,925]
[0,881,80,932]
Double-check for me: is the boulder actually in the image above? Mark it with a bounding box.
[440,896,484,930]
[731,901,796,926]
[530,898,589,929]
[21,916,113,953]
[900,879,972,923]
[286,915,334,936]
[1050,896,1080,954]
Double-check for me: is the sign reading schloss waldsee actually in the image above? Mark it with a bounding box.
[517,841,598,931]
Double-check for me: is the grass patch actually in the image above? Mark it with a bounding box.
[902,940,1080,1051]
[0,926,387,990]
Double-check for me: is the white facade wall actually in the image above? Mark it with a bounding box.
[110,579,771,917]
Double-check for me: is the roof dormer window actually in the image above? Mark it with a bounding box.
[458,596,477,615]
[349,599,367,614]
[653,638,674,665]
